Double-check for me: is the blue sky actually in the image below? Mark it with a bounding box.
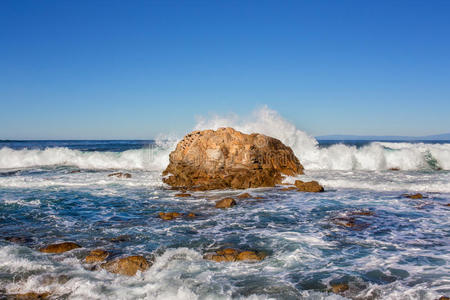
[1,0,449,139]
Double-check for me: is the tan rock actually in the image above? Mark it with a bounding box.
[204,248,265,262]
[215,197,236,208]
[85,249,109,263]
[294,180,324,192]
[162,128,303,190]
[39,242,81,254]
[10,292,51,299]
[159,212,182,220]
[101,255,150,276]
[108,172,132,178]
[330,283,349,293]
[402,193,423,199]
[237,193,251,199]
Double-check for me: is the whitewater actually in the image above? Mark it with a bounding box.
[0,107,449,299]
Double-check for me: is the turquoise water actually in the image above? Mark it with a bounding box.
[0,140,449,299]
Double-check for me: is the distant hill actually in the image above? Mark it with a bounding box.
[316,133,450,141]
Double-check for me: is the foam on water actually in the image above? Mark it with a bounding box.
[194,106,450,171]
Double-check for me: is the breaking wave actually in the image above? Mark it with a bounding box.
[194,106,450,171]
[0,107,448,171]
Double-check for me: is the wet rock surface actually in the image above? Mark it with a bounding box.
[162,127,303,190]
[39,242,81,254]
[294,180,324,192]
[101,255,150,276]
[159,212,183,220]
[402,193,424,199]
[108,172,132,178]
[204,248,266,262]
[85,249,109,263]
[215,197,236,208]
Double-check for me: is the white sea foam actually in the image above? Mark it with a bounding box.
[194,106,450,171]
[0,107,448,172]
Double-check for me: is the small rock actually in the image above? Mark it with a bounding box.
[215,197,236,208]
[85,249,109,263]
[444,203,450,207]
[101,255,150,276]
[10,292,51,299]
[108,172,132,178]
[70,170,81,174]
[187,212,196,218]
[110,235,131,243]
[389,168,400,171]
[402,193,423,199]
[253,196,265,199]
[294,180,324,192]
[237,193,251,199]
[159,212,182,220]
[237,251,266,261]
[280,186,297,191]
[5,236,31,244]
[175,193,191,197]
[350,210,374,216]
[330,283,349,293]
[438,296,449,300]
[39,242,81,254]
[204,248,265,262]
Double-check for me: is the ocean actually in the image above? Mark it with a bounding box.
[0,116,449,299]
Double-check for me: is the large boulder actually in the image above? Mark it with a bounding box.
[163,128,303,190]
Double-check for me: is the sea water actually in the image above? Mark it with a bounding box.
[0,108,449,299]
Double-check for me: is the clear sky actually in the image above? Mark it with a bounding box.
[1,0,449,139]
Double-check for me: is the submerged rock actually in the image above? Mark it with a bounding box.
[110,235,131,243]
[162,127,303,190]
[215,197,236,208]
[237,193,251,199]
[39,242,81,254]
[101,255,150,276]
[294,180,324,192]
[108,172,132,179]
[159,212,182,220]
[402,193,424,199]
[4,236,31,244]
[204,248,265,262]
[85,249,109,263]
[9,292,51,299]
[330,282,349,294]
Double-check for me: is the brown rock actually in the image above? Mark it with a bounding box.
[402,193,423,199]
[70,170,81,173]
[295,180,324,192]
[101,255,150,276]
[187,212,196,218]
[110,235,131,243]
[438,296,449,300]
[204,248,265,263]
[85,249,109,263]
[5,236,31,244]
[330,283,349,293]
[389,168,400,171]
[159,212,182,220]
[237,251,265,261]
[215,197,236,208]
[10,292,51,299]
[350,210,375,216]
[237,193,251,199]
[39,242,81,254]
[175,193,191,197]
[162,128,303,190]
[281,186,297,191]
[108,172,132,178]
